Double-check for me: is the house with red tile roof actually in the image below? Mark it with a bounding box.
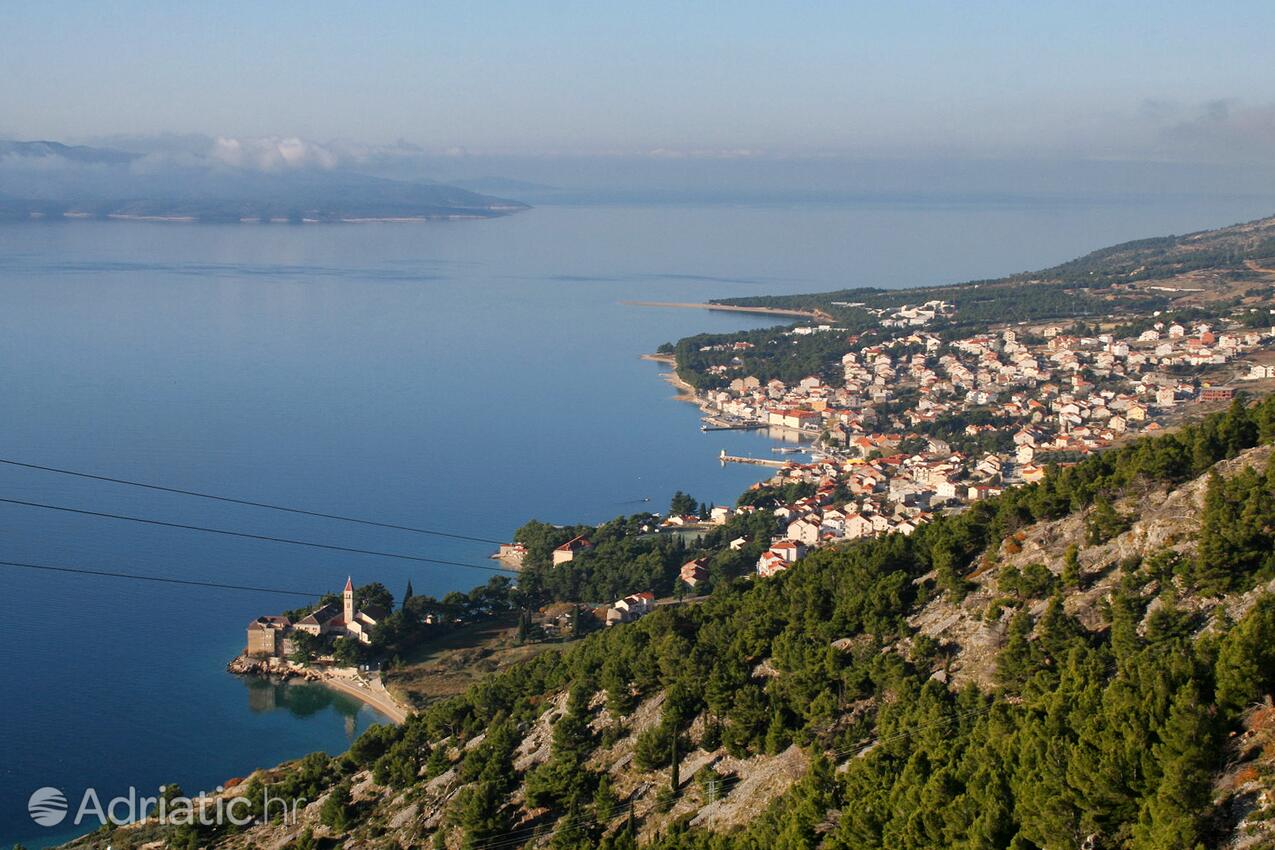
[680,557,709,587]
[552,534,593,566]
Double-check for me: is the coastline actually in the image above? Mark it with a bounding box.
[640,353,823,451]
[640,352,706,407]
[317,671,409,725]
[624,300,834,322]
[228,656,409,725]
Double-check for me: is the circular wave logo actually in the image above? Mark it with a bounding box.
[28,786,68,827]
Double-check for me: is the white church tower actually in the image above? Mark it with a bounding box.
[343,576,355,624]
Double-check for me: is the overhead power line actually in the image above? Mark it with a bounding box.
[0,457,505,545]
[0,559,322,598]
[0,496,518,575]
[0,559,479,612]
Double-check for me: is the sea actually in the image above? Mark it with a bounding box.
[2,195,1274,846]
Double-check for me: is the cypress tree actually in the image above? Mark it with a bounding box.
[669,730,679,796]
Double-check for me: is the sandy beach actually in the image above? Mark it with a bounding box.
[228,655,410,725]
[318,670,409,725]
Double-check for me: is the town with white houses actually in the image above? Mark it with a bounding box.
[684,311,1275,582]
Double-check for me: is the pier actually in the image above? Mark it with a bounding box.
[701,415,765,431]
[719,450,790,467]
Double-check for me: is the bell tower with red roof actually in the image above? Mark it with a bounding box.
[342,576,355,625]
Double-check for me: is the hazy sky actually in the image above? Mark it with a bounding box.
[3,1,1275,163]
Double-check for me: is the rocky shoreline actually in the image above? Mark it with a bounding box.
[226,654,324,681]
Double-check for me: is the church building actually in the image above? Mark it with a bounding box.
[246,577,389,657]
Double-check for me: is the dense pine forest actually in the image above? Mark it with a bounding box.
[71,395,1275,850]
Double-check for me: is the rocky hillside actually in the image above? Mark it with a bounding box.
[61,401,1275,850]
[1042,214,1275,287]
[913,443,1275,691]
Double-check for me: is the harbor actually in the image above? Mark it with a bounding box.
[700,415,766,431]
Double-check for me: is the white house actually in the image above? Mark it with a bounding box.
[786,518,822,546]
[844,513,875,538]
[709,505,735,525]
[606,592,656,627]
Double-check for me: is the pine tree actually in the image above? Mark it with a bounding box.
[526,684,598,810]
[1215,594,1275,715]
[772,753,838,850]
[1108,591,1142,663]
[550,796,597,850]
[997,610,1037,692]
[1195,471,1237,595]
[319,780,354,832]
[1067,679,1144,839]
[1191,420,1224,474]
[452,780,510,849]
[1131,684,1215,850]
[1086,496,1129,545]
[1062,543,1081,589]
[1013,728,1080,850]
[764,708,791,754]
[555,685,595,761]
[601,657,636,716]
[425,743,451,778]
[669,490,698,516]
[964,773,1015,850]
[593,774,619,822]
[1219,397,1258,456]
[1038,594,1083,665]
[403,579,413,603]
[932,538,973,601]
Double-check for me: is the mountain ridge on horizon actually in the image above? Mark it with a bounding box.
[0,137,528,223]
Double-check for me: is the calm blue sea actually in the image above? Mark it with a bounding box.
[2,197,1274,846]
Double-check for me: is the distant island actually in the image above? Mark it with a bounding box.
[0,139,529,223]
